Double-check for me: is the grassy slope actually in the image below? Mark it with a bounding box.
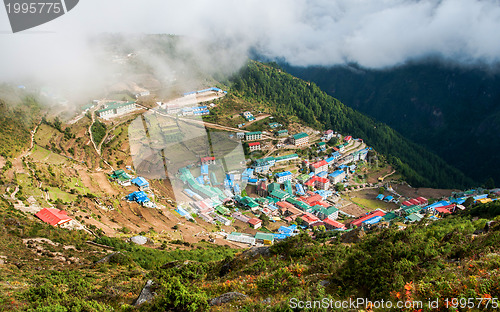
[3,195,499,312]
[0,88,41,158]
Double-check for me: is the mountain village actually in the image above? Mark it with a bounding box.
[20,86,500,249]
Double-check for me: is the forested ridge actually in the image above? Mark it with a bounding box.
[283,62,500,187]
[229,61,473,189]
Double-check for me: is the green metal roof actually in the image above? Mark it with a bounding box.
[255,232,274,241]
[310,204,337,215]
[406,213,424,222]
[266,196,279,204]
[274,153,298,162]
[270,189,289,200]
[403,205,422,215]
[383,212,398,221]
[285,197,310,211]
[110,169,131,180]
[215,205,230,215]
[293,132,309,140]
[97,101,135,114]
[267,182,281,192]
[246,131,262,136]
[240,196,259,208]
[296,174,310,183]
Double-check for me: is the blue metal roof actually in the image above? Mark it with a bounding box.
[317,171,328,177]
[474,194,488,200]
[131,177,149,187]
[276,171,292,177]
[376,194,384,200]
[329,170,344,177]
[201,164,208,175]
[363,216,383,225]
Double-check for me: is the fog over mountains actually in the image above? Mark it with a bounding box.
[1,0,500,85]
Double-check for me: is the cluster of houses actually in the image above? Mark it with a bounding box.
[107,169,156,208]
[242,111,255,121]
[353,192,499,228]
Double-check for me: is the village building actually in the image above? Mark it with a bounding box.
[304,176,330,190]
[131,177,149,190]
[248,142,261,151]
[110,169,132,186]
[245,131,262,141]
[256,180,268,197]
[236,132,245,139]
[323,218,347,230]
[328,170,346,185]
[298,213,323,228]
[248,218,262,229]
[97,101,137,119]
[275,129,289,137]
[35,208,72,227]
[242,111,255,121]
[291,132,309,147]
[255,232,274,245]
[201,156,215,165]
[310,160,328,174]
[275,171,292,183]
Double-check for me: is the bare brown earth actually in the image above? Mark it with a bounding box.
[393,184,458,200]
[341,204,367,218]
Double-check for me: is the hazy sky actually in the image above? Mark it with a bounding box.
[1,0,500,84]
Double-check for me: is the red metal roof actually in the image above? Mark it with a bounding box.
[435,207,452,214]
[305,176,329,186]
[299,213,320,224]
[248,218,262,225]
[316,201,330,208]
[351,210,386,227]
[344,136,352,141]
[311,160,328,168]
[402,201,412,206]
[323,218,347,230]
[35,208,72,226]
[201,156,215,162]
[302,194,323,206]
[416,197,428,204]
[409,199,420,205]
[248,142,261,146]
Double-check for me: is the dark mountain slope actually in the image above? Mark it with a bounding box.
[283,62,500,186]
[229,61,473,189]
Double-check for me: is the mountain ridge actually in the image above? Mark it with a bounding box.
[281,61,500,187]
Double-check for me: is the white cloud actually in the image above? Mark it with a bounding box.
[1,0,499,87]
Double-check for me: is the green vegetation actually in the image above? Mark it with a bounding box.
[91,120,107,146]
[1,187,500,311]
[0,94,40,157]
[228,61,473,189]
[285,62,500,187]
[94,236,238,270]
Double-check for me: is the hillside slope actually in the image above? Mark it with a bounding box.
[283,62,500,187]
[227,61,473,189]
